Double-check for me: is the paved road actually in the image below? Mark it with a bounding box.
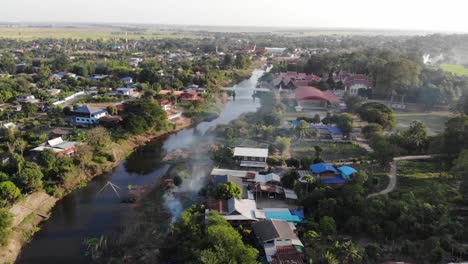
[367,155,435,198]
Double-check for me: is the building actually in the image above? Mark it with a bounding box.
[272,71,321,89]
[295,86,339,108]
[115,87,140,98]
[337,72,373,96]
[212,174,252,199]
[31,137,79,157]
[73,105,108,125]
[207,197,258,225]
[120,77,133,84]
[16,94,38,103]
[307,163,356,186]
[233,147,269,169]
[157,99,172,111]
[179,91,203,102]
[252,219,304,263]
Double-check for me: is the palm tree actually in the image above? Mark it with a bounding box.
[305,174,313,192]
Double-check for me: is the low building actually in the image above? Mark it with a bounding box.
[120,77,133,84]
[207,197,258,225]
[16,94,38,103]
[31,137,79,157]
[233,147,269,169]
[115,87,140,98]
[179,91,203,102]
[73,105,108,125]
[157,99,172,111]
[307,163,356,186]
[252,219,304,263]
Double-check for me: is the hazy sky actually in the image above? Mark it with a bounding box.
[2,0,468,32]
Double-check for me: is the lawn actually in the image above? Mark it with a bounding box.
[440,64,468,76]
[395,111,452,135]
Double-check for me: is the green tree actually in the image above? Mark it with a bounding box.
[16,162,43,192]
[215,182,242,200]
[312,113,321,124]
[362,123,383,139]
[0,209,13,246]
[275,136,291,156]
[0,53,16,74]
[234,53,251,69]
[336,113,354,135]
[357,102,395,129]
[38,65,52,82]
[0,181,21,205]
[401,120,428,153]
[320,216,337,236]
[452,150,468,202]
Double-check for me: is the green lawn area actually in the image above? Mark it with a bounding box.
[440,64,468,76]
[395,111,452,135]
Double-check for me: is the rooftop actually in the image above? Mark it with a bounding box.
[234,147,269,158]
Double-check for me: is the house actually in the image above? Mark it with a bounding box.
[0,103,22,112]
[207,197,258,225]
[49,128,71,137]
[16,94,38,103]
[73,105,108,124]
[120,77,133,84]
[273,71,322,89]
[31,137,79,157]
[179,91,203,102]
[307,163,356,186]
[99,115,124,126]
[1,122,16,129]
[157,99,172,111]
[337,72,373,96]
[115,87,140,98]
[233,147,269,169]
[255,173,281,184]
[251,219,304,263]
[45,89,61,96]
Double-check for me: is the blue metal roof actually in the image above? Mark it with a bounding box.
[310,125,344,135]
[338,166,358,179]
[320,176,347,184]
[291,120,300,127]
[310,163,337,174]
[265,211,301,222]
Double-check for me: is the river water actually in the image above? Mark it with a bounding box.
[16,69,264,264]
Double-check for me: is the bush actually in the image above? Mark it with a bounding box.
[93,156,108,164]
[362,123,383,139]
[267,157,283,166]
[285,158,300,168]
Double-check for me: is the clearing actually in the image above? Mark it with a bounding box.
[440,64,468,76]
[395,111,452,135]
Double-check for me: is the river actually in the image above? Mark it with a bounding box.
[16,68,265,264]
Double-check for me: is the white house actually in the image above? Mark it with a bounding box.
[233,147,269,169]
[31,137,79,157]
[73,105,108,124]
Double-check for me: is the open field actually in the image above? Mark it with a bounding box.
[395,111,452,135]
[0,27,200,40]
[440,64,468,76]
[394,160,458,200]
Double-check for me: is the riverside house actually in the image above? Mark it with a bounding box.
[233,147,269,170]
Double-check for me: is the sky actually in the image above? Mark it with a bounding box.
[2,0,468,32]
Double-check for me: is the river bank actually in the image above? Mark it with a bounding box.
[13,68,266,264]
[0,117,194,264]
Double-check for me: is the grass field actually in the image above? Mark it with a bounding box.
[395,111,452,135]
[440,64,468,76]
[0,27,200,40]
[395,160,459,201]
